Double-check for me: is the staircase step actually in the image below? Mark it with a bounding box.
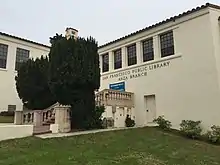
[33,125,51,135]
[33,130,52,135]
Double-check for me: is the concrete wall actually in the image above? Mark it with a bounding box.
[0,124,33,141]
[0,35,50,111]
[99,8,220,130]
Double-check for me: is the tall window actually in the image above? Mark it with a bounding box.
[127,44,137,66]
[15,48,30,71]
[160,31,174,57]
[0,43,8,69]
[8,105,16,111]
[142,38,154,62]
[102,53,109,72]
[114,49,122,69]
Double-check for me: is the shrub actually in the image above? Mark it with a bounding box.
[205,125,220,143]
[125,115,135,127]
[0,111,14,117]
[153,116,171,130]
[102,117,114,128]
[180,120,202,139]
[71,105,105,130]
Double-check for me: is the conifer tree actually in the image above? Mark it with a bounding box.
[48,34,100,129]
[15,56,56,110]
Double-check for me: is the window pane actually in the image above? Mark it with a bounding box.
[15,48,30,71]
[8,105,16,111]
[142,38,154,62]
[0,43,8,69]
[114,49,122,69]
[102,53,109,72]
[160,31,175,57]
[127,44,137,66]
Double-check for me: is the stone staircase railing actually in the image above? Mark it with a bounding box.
[95,89,134,107]
[14,103,71,134]
[23,110,34,124]
[22,105,56,125]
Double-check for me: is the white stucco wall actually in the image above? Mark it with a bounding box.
[0,124,33,141]
[0,36,50,111]
[99,8,220,130]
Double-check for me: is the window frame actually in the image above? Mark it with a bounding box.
[102,53,109,73]
[15,47,30,71]
[142,38,154,62]
[8,105,16,111]
[160,30,175,57]
[127,44,137,66]
[0,43,8,69]
[114,49,122,70]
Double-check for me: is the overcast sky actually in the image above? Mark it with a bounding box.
[0,0,220,46]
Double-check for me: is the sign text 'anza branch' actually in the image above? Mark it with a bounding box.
[102,61,170,81]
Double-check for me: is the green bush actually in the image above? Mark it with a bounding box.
[102,117,114,128]
[153,116,171,130]
[205,125,220,143]
[0,111,14,117]
[180,120,202,139]
[125,115,135,127]
[71,105,105,130]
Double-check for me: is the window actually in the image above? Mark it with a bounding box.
[102,53,109,72]
[0,43,8,69]
[8,105,16,111]
[142,38,154,62]
[15,48,30,71]
[160,31,174,57]
[114,49,122,69]
[127,44,137,66]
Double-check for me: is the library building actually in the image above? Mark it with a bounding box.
[1,3,220,130]
[97,3,220,130]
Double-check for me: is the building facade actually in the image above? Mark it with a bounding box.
[98,3,220,130]
[1,3,220,130]
[0,33,50,111]
[0,28,79,112]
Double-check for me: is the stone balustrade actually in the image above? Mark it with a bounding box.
[14,103,71,133]
[95,89,134,107]
[23,111,34,124]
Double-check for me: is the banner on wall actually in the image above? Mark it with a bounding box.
[109,82,125,91]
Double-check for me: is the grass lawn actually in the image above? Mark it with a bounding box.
[1,127,220,165]
[0,116,14,123]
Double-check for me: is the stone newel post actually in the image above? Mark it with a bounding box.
[33,110,43,126]
[14,111,23,125]
[54,104,71,133]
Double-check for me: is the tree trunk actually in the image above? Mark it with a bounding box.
[70,90,95,130]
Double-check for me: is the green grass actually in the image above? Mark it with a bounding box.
[0,116,14,123]
[1,127,220,165]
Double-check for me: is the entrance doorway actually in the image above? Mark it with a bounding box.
[115,107,125,127]
[144,95,156,123]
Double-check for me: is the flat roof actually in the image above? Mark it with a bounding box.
[98,3,220,49]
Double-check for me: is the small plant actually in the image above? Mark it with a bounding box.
[102,117,114,128]
[125,115,135,127]
[205,125,220,143]
[153,116,172,130]
[180,120,202,139]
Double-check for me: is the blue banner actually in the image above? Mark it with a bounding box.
[109,82,125,91]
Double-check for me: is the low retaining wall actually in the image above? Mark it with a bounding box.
[0,124,33,141]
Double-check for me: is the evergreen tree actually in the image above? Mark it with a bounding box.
[15,56,56,110]
[48,35,100,129]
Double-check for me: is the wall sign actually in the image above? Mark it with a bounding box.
[102,61,170,81]
[109,82,125,91]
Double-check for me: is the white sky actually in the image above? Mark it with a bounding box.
[0,0,220,46]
